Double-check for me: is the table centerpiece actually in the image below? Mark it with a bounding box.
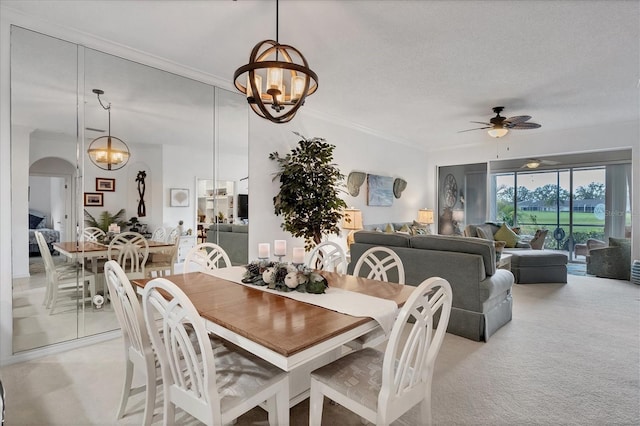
[242,260,328,294]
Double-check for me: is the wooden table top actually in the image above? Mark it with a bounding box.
[132,271,414,358]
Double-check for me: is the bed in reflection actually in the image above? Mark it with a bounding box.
[28,210,60,255]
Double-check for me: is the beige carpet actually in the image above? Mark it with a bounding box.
[1,274,638,425]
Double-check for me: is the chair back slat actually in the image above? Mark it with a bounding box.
[82,227,106,242]
[184,243,231,273]
[307,241,347,273]
[108,232,149,277]
[379,277,452,420]
[353,246,405,284]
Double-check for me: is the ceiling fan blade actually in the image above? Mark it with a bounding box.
[458,127,491,133]
[504,115,531,125]
[540,159,561,165]
[511,122,541,129]
[469,121,492,126]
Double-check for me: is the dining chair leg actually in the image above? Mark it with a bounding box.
[309,380,323,426]
[116,359,134,420]
[142,360,157,426]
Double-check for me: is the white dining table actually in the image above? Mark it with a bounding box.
[131,267,414,406]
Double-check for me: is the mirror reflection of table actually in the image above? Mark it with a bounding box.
[131,269,414,406]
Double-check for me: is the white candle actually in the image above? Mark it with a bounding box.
[258,243,270,259]
[274,240,287,256]
[292,247,305,264]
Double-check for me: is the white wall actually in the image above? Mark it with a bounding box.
[247,112,430,261]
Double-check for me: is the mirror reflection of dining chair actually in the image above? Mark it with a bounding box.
[104,260,158,426]
[82,226,106,242]
[144,234,181,278]
[309,277,452,426]
[108,232,149,280]
[184,243,231,273]
[348,246,406,349]
[141,277,290,426]
[150,227,166,242]
[35,231,95,315]
[306,241,347,274]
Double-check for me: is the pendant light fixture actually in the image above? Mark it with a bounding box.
[87,89,130,171]
[233,0,318,124]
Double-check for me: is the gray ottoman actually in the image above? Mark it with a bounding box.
[510,250,568,284]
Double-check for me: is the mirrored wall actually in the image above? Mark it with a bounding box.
[10,26,248,353]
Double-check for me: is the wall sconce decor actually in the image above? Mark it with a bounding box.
[87,89,130,171]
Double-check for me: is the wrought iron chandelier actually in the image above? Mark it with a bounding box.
[233,0,318,124]
[87,89,130,171]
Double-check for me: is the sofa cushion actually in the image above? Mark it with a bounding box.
[217,224,232,232]
[231,225,248,233]
[476,224,495,241]
[353,230,411,247]
[494,223,520,248]
[409,234,496,276]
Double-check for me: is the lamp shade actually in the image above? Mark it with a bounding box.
[417,209,434,224]
[342,208,363,230]
[488,127,509,138]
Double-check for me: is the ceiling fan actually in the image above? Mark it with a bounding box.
[459,106,541,138]
[520,158,560,169]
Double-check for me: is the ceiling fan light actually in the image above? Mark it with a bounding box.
[488,128,509,138]
[526,160,541,169]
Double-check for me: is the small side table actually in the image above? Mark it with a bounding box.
[497,253,512,271]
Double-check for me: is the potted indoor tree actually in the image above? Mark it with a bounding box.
[269,132,347,251]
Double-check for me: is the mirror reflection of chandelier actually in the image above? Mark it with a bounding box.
[233,0,318,124]
[87,89,130,171]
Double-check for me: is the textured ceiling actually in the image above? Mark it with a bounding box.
[3,0,639,151]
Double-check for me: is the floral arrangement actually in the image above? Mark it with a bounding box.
[242,260,328,294]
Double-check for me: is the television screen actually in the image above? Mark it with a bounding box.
[238,194,248,220]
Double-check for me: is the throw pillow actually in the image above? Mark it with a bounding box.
[28,213,44,229]
[36,218,48,229]
[410,220,430,235]
[384,223,395,233]
[398,224,411,233]
[476,225,495,241]
[494,223,520,248]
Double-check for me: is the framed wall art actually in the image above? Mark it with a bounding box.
[367,174,394,206]
[96,177,115,192]
[170,188,190,207]
[84,192,103,207]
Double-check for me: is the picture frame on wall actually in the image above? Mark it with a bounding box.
[367,174,394,206]
[96,177,115,192]
[84,192,103,207]
[170,188,190,207]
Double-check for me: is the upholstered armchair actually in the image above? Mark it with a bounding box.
[586,237,631,280]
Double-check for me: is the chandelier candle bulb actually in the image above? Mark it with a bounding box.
[267,67,283,91]
[291,75,304,101]
[274,240,287,257]
[292,247,305,264]
[258,243,270,259]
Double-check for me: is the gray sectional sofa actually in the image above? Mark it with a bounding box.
[206,224,248,266]
[348,231,514,342]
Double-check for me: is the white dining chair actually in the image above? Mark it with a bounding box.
[141,277,290,426]
[108,232,149,280]
[149,226,166,242]
[307,241,347,273]
[352,246,405,284]
[348,246,406,349]
[309,277,453,426]
[184,242,231,273]
[35,231,95,314]
[82,226,106,242]
[104,260,158,426]
[144,233,180,278]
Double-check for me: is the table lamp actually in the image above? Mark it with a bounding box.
[417,208,434,233]
[342,208,363,249]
